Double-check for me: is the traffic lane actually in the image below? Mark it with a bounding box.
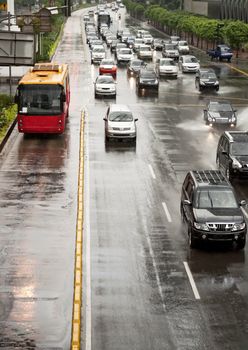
[0,131,75,349]
[0,10,89,348]
[85,19,248,349]
[86,101,215,350]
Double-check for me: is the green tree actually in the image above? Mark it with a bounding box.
[224,20,248,57]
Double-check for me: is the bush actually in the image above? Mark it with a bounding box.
[0,95,16,134]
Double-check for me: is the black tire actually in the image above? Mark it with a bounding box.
[199,85,203,92]
[105,135,109,142]
[188,227,197,249]
[236,238,246,250]
[94,93,98,99]
[228,58,231,63]
[215,86,219,91]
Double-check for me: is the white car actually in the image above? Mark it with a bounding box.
[179,55,200,73]
[137,45,153,60]
[94,75,116,98]
[103,104,138,141]
[142,34,153,45]
[156,58,178,78]
[117,48,133,64]
[177,40,190,55]
[162,43,179,60]
[91,45,106,64]
[133,38,143,52]
[137,29,149,38]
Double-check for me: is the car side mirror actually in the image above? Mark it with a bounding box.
[135,118,138,122]
[103,117,107,121]
[183,199,191,206]
[203,109,207,112]
[222,150,227,155]
[234,109,237,112]
[240,199,246,207]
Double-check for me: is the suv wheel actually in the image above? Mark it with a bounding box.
[237,237,246,250]
[188,227,197,249]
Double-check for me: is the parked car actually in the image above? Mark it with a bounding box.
[137,45,153,60]
[99,58,117,77]
[136,68,159,90]
[91,45,106,64]
[178,55,200,73]
[195,68,219,91]
[94,75,116,98]
[180,169,246,249]
[152,38,164,51]
[177,40,190,55]
[103,104,138,141]
[127,59,146,76]
[162,43,179,60]
[117,47,133,64]
[203,100,237,127]
[207,44,233,62]
[216,131,248,181]
[156,58,178,78]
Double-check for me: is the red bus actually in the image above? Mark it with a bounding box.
[15,63,70,134]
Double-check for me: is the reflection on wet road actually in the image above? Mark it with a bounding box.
[1,5,248,350]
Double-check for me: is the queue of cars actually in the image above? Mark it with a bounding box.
[84,10,248,250]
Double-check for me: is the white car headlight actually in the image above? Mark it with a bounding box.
[214,81,219,85]
[200,80,205,85]
[194,222,209,231]
[232,222,246,231]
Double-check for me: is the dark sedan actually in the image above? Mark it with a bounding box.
[203,100,237,127]
[127,59,146,76]
[136,68,159,90]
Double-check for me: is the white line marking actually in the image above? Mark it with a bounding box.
[162,202,172,223]
[183,262,201,300]
[148,164,156,179]
[145,232,166,312]
[85,111,92,350]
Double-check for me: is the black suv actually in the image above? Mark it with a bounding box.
[136,68,159,91]
[180,170,246,249]
[216,131,248,180]
[195,68,219,91]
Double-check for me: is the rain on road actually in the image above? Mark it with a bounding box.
[1,6,248,350]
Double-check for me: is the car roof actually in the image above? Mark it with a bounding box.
[189,170,230,188]
[224,131,248,142]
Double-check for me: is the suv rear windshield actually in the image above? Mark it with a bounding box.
[195,189,238,209]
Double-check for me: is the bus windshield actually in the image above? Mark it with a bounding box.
[18,84,63,116]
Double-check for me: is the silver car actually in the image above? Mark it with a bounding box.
[103,104,138,141]
[94,75,116,98]
[91,45,106,64]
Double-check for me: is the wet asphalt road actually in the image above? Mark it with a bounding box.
[1,7,248,350]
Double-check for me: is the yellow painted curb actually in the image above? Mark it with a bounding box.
[226,63,248,78]
[71,111,85,350]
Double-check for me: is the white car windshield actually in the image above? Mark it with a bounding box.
[97,77,114,84]
[109,112,133,122]
[160,60,175,66]
[184,57,198,63]
[93,47,105,52]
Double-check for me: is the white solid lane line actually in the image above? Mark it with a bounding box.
[85,112,92,350]
[183,262,201,300]
[148,164,156,179]
[162,202,172,223]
